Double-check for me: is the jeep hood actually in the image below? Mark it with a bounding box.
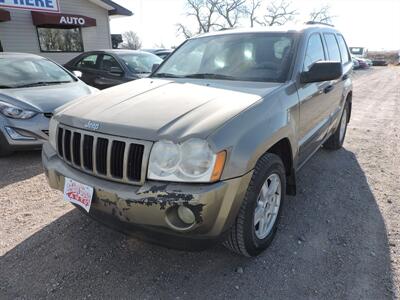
[57,78,281,141]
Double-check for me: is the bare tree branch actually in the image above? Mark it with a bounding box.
[178,0,244,38]
[185,0,221,33]
[309,5,335,24]
[215,0,247,28]
[176,23,194,39]
[244,0,262,27]
[258,0,297,26]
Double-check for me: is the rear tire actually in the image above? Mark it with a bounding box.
[324,101,349,150]
[223,153,286,257]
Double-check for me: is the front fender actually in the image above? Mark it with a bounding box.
[208,83,299,180]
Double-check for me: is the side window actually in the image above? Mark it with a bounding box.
[100,55,122,72]
[76,54,99,69]
[303,33,325,71]
[324,33,341,62]
[337,34,351,64]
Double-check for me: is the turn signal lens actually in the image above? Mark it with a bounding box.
[211,151,226,182]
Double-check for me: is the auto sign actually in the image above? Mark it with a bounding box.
[0,0,60,13]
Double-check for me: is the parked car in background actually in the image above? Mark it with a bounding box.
[64,50,162,89]
[372,57,388,66]
[142,48,174,60]
[44,24,353,257]
[352,56,370,69]
[0,53,97,156]
[352,57,360,69]
[350,47,368,58]
[361,57,373,67]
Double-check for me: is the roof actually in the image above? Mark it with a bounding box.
[89,0,133,17]
[194,24,338,39]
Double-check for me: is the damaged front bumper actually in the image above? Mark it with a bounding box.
[42,143,252,249]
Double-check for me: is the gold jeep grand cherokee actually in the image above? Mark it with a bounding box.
[43,24,353,256]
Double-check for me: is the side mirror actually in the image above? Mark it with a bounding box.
[300,61,342,83]
[73,70,82,78]
[152,63,160,72]
[109,67,124,76]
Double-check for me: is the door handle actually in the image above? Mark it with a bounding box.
[323,85,334,94]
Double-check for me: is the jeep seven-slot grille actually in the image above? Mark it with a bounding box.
[57,126,145,184]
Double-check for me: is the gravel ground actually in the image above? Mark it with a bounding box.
[1,67,399,299]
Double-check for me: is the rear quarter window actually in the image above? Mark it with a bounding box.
[324,33,341,62]
[336,34,351,64]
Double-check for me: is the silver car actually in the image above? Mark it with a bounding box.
[43,24,353,256]
[0,53,97,156]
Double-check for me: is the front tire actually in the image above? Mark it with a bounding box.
[323,102,350,150]
[0,133,13,157]
[224,153,286,257]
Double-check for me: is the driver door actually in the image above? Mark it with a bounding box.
[297,33,333,166]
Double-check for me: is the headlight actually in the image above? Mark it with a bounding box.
[148,138,226,183]
[49,118,59,150]
[0,101,37,119]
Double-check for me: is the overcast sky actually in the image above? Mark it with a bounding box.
[110,0,400,51]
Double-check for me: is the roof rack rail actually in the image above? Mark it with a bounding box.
[305,21,334,27]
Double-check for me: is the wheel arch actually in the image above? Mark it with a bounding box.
[265,138,297,196]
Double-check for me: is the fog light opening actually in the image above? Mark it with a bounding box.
[5,127,36,141]
[177,205,196,225]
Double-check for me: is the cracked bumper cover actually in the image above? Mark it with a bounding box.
[42,143,252,248]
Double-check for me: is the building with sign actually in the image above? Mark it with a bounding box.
[0,0,132,63]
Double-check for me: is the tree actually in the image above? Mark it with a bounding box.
[122,31,142,50]
[177,0,299,38]
[309,5,334,24]
[257,0,297,26]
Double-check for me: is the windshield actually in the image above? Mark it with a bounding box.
[153,32,297,82]
[119,52,162,74]
[0,56,75,88]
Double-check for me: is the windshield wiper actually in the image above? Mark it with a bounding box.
[16,81,72,88]
[0,85,13,89]
[152,73,183,78]
[183,73,238,80]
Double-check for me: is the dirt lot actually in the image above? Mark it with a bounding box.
[1,67,399,299]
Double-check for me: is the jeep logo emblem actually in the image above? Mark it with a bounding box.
[84,121,100,131]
